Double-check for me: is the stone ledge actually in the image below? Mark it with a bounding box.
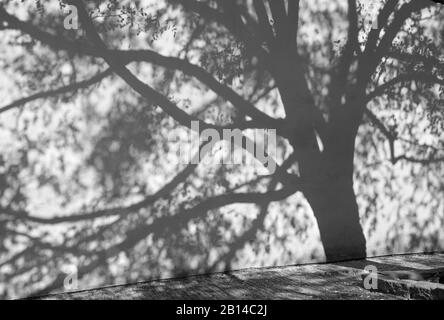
[31,253,444,300]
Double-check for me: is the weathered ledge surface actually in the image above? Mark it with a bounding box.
[33,253,444,300]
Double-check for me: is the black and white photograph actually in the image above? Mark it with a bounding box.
[0,0,443,305]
